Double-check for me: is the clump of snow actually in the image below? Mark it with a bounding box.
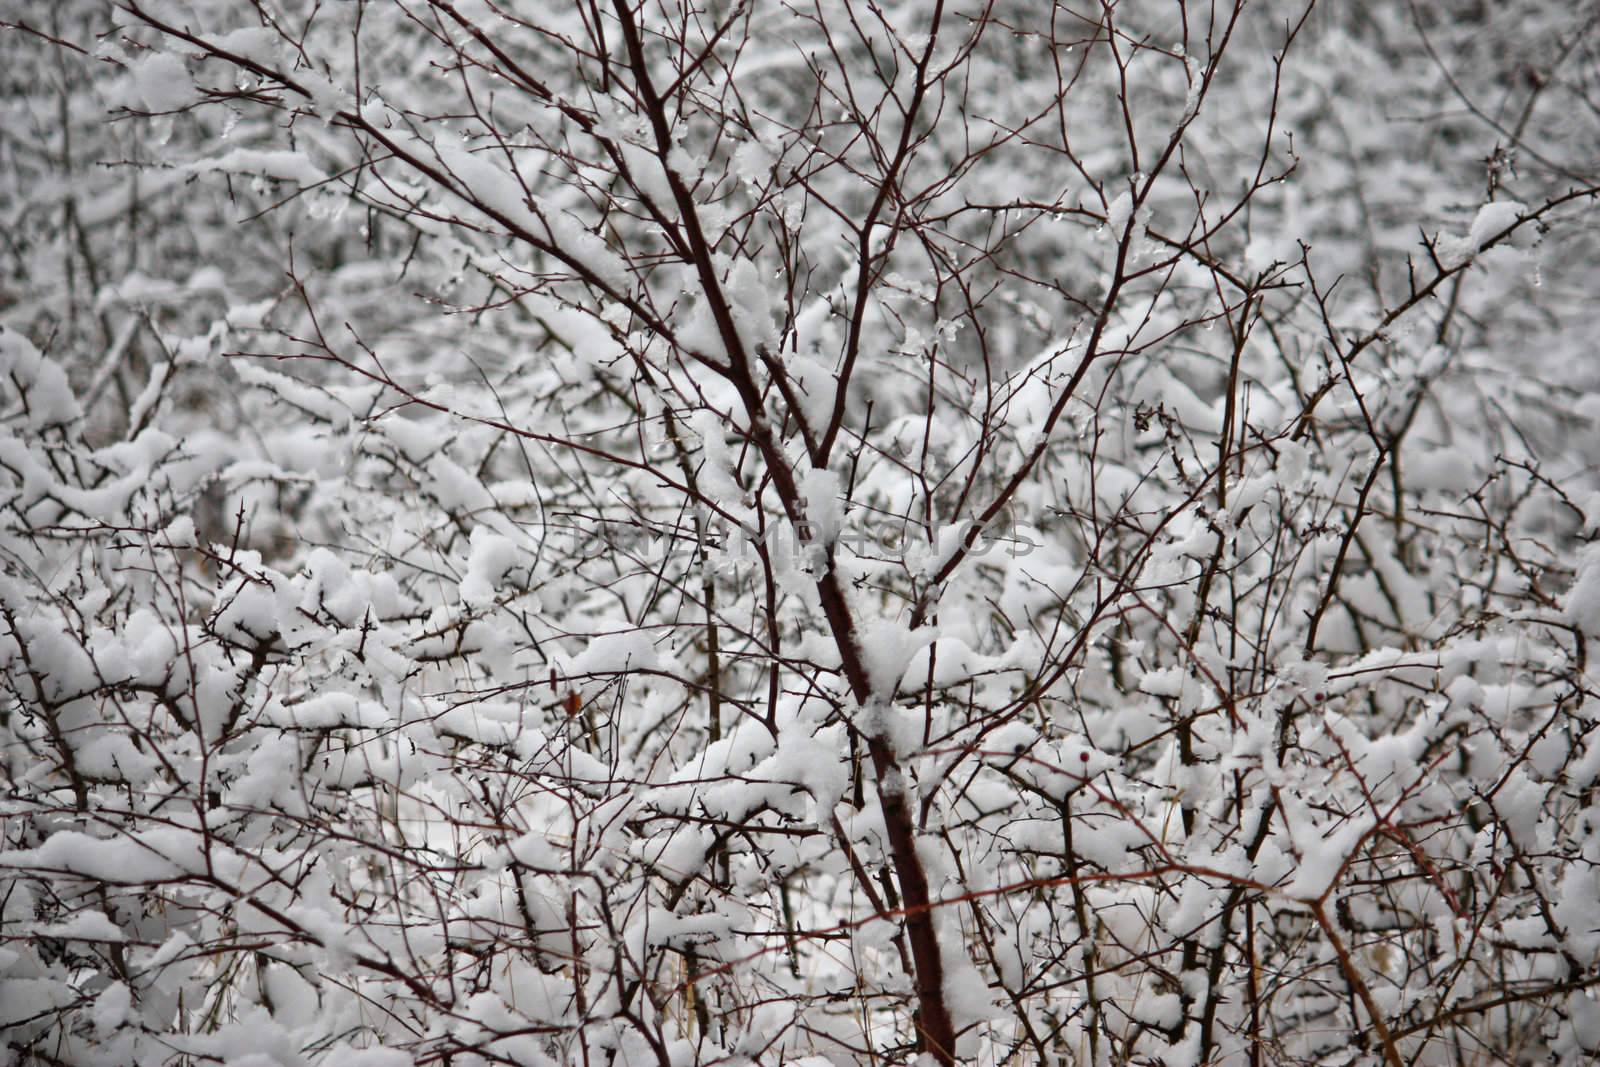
[1105,190,1134,234]
[746,725,850,820]
[91,982,132,1037]
[133,53,191,113]
[161,515,197,549]
[941,924,1002,1034]
[266,692,387,731]
[186,149,327,186]
[1438,200,1525,268]
[36,910,126,942]
[1564,543,1600,636]
[721,256,780,357]
[732,138,776,185]
[1468,200,1525,249]
[1491,766,1547,846]
[0,829,202,884]
[800,465,842,546]
[209,27,279,66]
[301,72,353,123]
[858,618,935,704]
[569,629,661,680]
[460,527,518,605]
[1179,53,1204,123]
[1283,812,1376,901]
[898,635,987,689]
[1139,666,1186,698]
[1,328,81,427]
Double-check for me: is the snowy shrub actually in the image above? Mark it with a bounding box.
[3,1,1599,1064]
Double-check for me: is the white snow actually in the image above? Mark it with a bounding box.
[1439,200,1526,267]
[1106,190,1134,234]
[36,910,126,941]
[460,527,519,605]
[1468,200,1525,250]
[858,618,935,704]
[133,53,190,112]
[187,149,328,185]
[91,982,132,1036]
[800,465,843,546]
[1,328,81,427]
[568,629,661,680]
